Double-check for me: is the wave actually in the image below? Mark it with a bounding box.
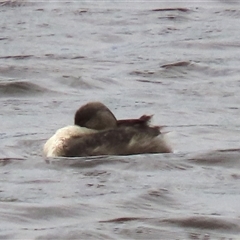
[0,0,34,7]
[0,80,56,97]
[56,75,100,90]
[162,215,240,231]
[151,8,190,13]
[0,55,33,60]
[44,148,240,170]
[188,148,240,167]
[100,215,240,232]
[130,61,238,84]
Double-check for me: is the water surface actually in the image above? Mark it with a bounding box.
[1,0,240,239]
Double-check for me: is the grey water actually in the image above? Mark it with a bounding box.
[1,0,240,239]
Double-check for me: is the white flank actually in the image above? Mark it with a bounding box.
[43,125,96,157]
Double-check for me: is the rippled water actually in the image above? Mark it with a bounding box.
[1,0,240,239]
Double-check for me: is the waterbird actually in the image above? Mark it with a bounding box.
[43,102,172,157]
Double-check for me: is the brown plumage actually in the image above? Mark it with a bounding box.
[43,102,172,157]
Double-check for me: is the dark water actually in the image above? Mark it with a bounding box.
[1,0,240,239]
